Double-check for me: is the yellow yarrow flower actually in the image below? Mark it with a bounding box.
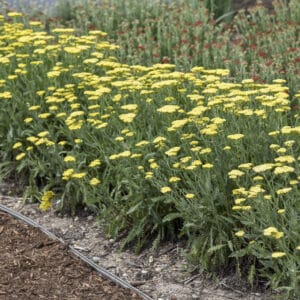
[13,142,22,149]
[235,230,245,237]
[89,159,101,167]
[238,163,253,169]
[71,172,86,179]
[263,227,284,239]
[276,187,292,195]
[234,198,246,204]
[165,146,180,157]
[7,12,23,17]
[274,155,295,163]
[119,113,136,123]
[227,133,244,140]
[274,166,295,175]
[135,140,149,147]
[39,191,55,211]
[252,163,274,173]
[145,172,153,179]
[223,146,231,151]
[16,153,26,161]
[160,186,172,193]
[202,163,213,169]
[62,168,74,180]
[228,169,245,179]
[64,155,76,162]
[271,252,286,258]
[157,105,180,113]
[24,117,33,123]
[185,193,195,199]
[169,177,181,183]
[90,177,101,185]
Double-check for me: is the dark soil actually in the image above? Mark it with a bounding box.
[0,211,141,300]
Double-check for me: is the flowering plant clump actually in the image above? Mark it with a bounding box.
[0,11,300,298]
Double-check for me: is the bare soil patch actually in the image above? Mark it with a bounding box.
[0,210,141,300]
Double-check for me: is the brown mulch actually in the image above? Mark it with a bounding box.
[0,211,142,300]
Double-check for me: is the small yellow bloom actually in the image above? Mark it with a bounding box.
[274,166,295,175]
[160,186,172,194]
[13,142,22,149]
[277,209,285,214]
[264,195,272,200]
[227,133,244,140]
[145,172,153,179]
[16,153,26,161]
[135,140,149,147]
[234,198,246,204]
[71,172,86,179]
[157,105,181,113]
[252,163,274,173]
[271,252,286,258]
[119,113,136,123]
[238,163,253,169]
[202,163,213,169]
[90,177,101,185]
[263,227,284,239]
[89,159,101,167]
[64,155,76,162]
[7,12,23,17]
[37,131,49,138]
[235,230,245,237]
[38,113,51,119]
[115,136,124,142]
[169,176,181,183]
[228,169,245,179]
[185,193,195,199]
[276,187,292,195]
[39,191,55,211]
[150,162,159,169]
[62,168,74,180]
[39,200,52,211]
[223,146,231,151]
[165,146,181,157]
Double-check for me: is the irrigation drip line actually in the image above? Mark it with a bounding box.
[0,203,153,300]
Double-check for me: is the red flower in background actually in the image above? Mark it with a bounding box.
[257,50,268,58]
[162,57,170,63]
[294,57,300,63]
[137,44,145,51]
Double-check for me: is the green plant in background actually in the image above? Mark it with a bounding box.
[204,0,233,22]
[29,0,299,98]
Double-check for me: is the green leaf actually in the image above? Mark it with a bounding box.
[126,201,143,215]
[162,212,181,223]
[207,244,226,254]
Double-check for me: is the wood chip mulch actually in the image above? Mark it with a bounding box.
[0,211,142,300]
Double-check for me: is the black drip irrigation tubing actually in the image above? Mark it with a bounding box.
[0,203,153,300]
